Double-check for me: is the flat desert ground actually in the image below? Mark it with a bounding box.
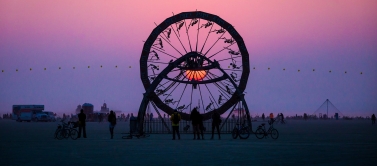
[1,119,376,165]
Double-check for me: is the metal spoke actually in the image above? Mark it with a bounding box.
[215,55,242,62]
[151,45,178,59]
[196,18,201,52]
[147,61,171,64]
[175,83,189,110]
[208,42,236,59]
[184,19,193,52]
[223,69,243,72]
[162,72,187,102]
[204,84,220,108]
[207,72,232,99]
[156,79,175,91]
[200,22,215,53]
[208,71,233,86]
[197,84,206,113]
[158,32,184,56]
[203,31,227,56]
[154,22,171,43]
[169,24,188,54]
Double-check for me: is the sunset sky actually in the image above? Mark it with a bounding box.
[1,0,376,117]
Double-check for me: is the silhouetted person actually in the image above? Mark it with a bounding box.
[108,110,117,139]
[130,113,136,120]
[99,113,103,123]
[262,113,265,121]
[190,108,200,140]
[281,113,285,124]
[269,113,274,123]
[170,110,181,140]
[210,109,221,140]
[78,109,87,138]
[198,112,204,139]
[372,114,376,125]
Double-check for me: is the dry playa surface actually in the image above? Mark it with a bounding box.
[1,119,376,165]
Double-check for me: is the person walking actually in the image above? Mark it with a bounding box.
[108,110,117,139]
[170,110,181,140]
[78,109,87,138]
[210,109,221,140]
[190,108,200,140]
[372,114,376,125]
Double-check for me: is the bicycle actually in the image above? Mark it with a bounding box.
[254,119,279,139]
[231,120,250,139]
[54,120,79,140]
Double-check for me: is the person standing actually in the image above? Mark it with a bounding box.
[190,108,200,140]
[262,113,265,121]
[99,113,103,123]
[210,109,221,140]
[372,114,376,125]
[269,113,274,124]
[108,110,117,139]
[170,110,181,140]
[281,113,285,124]
[78,109,87,138]
[198,111,204,140]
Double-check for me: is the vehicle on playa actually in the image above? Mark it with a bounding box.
[44,111,56,122]
[12,105,56,122]
[13,105,44,122]
[34,113,49,122]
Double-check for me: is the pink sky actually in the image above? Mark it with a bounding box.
[1,0,377,116]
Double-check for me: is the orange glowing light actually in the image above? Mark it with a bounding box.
[185,70,207,81]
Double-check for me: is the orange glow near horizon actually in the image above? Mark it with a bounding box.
[185,70,207,81]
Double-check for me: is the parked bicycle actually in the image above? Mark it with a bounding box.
[232,120,250,139]
[54,120,79,140]
[255,119,279,139]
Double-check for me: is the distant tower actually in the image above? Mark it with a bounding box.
[100,102,110,113]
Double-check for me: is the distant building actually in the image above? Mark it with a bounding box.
[81,103,94,114]
[100,102,110,113]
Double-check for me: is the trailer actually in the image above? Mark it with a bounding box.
[12,105,44,122]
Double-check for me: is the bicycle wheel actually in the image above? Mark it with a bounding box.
[56,129,63,140]
[232,128,238,139]
[57,129,69,140]
[255,128,265,139]
[70,129,79,140]
[239,128,250,139]
[270,129,279,139]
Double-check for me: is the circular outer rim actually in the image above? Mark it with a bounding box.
[139,11,250,120]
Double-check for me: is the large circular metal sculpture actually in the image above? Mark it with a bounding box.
[138,11,250,133]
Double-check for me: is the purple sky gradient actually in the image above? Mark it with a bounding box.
[1,0,376,116]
